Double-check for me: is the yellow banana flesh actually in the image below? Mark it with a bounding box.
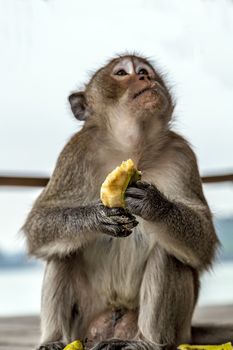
[178,343,233,350]
[64,340,84,350]
[100,159,141,208]
[64,340,233,350]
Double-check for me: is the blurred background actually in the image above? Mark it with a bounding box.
[0,0,233,317]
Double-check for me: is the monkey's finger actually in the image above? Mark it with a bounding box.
[100,213,137,226]
[125,187,145,199]
[104,217,138,230]
[122,219,138,229]
[106,207,126,214]
[115,226,133,237]
[96,201,128,216]
[130,181,152,189]
[101,224,132,238]
[110,215,138,225]
[121,221,138,230]
[106,207,135,219]
[136,180,152,188]
[125,197,143,216]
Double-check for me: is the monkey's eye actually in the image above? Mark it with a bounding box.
[138,68,149,75]
[115,69,128,76]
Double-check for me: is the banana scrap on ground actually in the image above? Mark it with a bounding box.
[178,343,233,350]
[64,340,84,350]
[64,341,233,350]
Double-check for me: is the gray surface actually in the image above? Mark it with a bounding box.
[193,305,233,325]
[0,305,233,350]
[0,315,39,350]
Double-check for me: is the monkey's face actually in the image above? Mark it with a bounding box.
[69,55,173,123]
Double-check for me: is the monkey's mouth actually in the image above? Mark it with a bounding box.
[133,87,155,99]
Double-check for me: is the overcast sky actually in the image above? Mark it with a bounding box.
[0,0,233,252]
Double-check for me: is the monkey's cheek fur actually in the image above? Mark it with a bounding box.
[100,159,141,208]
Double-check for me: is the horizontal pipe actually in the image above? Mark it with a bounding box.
[201,174,233,184]
[0,176,49,187]
[0,173,233,187]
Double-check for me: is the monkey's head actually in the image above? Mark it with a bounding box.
[69,55,174,126]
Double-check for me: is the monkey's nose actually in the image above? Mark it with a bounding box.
[139,76,151,81]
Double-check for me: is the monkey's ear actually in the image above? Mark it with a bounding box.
[68,92,88,121]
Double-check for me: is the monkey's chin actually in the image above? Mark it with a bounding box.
[143,100,159,110]
[133,90,161,108]
[135,91,169,116]
[135,96,161,113]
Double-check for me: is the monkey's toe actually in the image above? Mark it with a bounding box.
[93,339,129,350]
[37,341,65,350]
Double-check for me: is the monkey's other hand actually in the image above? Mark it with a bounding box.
[90,200,138,237]
[125,181,171,221]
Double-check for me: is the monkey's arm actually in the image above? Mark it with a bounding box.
[126,182,217,270]
[22,133,137,259]
[126,184,218,271]
[125,148,218,271]
[23,202,137,259]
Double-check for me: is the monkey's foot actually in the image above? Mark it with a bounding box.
[92,339,129,350]
[92,339,160,350]
[37,341,66,350]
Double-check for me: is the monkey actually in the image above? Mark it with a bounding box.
[22,54,232,350]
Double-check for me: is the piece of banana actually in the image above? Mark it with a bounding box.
[64,340,84,350]
[178,343,233,350]
[100,159,141,208]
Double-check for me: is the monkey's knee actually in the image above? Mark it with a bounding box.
[139,256,197,346]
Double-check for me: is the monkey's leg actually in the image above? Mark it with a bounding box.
[93,247,197,350]
[37,260,82,350]
[137,246,198,350]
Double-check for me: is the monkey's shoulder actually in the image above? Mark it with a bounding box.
[52,127,100,175]
[58,127,98,160]
[166,131,198,165]
[35,128,101,204]
[160,130,201,185]
[143,131,205,204]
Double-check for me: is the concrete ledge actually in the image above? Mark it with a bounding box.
[1,305,233,350]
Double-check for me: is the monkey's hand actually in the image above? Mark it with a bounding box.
[90,200,138,237]
[125,181,172,221]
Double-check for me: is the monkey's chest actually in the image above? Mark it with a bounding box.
[83,228,155,309]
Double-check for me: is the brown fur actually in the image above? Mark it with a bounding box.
[22,55,225,350]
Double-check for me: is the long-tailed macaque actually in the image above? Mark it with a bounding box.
[23,55,232,350]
